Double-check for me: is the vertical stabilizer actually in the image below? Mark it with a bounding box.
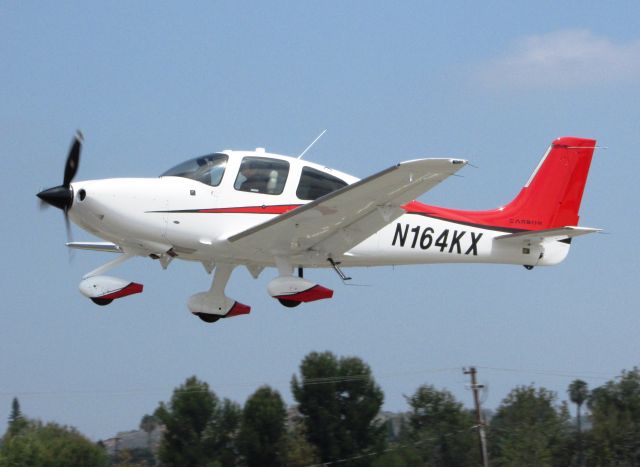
[502,136,596,229]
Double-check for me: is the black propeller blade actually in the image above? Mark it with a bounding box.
[63,131,82,187]
[37,131,83,211]
[37,131,83,245]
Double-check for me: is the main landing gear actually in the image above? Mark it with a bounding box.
[188,264,251,324]
[267,257,333,308]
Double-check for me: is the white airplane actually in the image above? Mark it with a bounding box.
[37,134,599,323]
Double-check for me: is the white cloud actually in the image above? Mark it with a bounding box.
[477,29,640,89]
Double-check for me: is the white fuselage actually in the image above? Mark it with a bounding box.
[68,149,568,271]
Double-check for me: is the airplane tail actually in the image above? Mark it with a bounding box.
[496,136,596,230]
[405,136,597,231]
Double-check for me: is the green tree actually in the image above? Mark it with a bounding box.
[0,419,108,466]
[291,351,386,465]
[203,398,242,467]
[588,367,640,466]
[371,446,423,467]
[154,376,241,467]
[568,379,589,466]
[7,397,27,437]
[489,385,570,467]
[237,386,287,467]
[112,446,157,467]
[139,413,159,452]
[405,384,477,466]
[282,418,320,467]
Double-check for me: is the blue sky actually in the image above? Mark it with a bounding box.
[2,2,639,440]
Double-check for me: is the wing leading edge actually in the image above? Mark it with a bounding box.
[228,158,467,262]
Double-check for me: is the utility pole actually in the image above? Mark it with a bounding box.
[464,366,489,467]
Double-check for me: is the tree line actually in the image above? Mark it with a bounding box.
[2,352,640,466]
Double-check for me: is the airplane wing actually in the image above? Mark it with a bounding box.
[495,226,601,242]
[228,158,466,262]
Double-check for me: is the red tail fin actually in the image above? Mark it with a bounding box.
[503,137,596,229]
[405,137,596,231]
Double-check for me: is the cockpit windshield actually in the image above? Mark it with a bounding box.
[161,153,228,187]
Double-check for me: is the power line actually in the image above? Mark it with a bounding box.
[477,366,614,380]
[0,366,619,399]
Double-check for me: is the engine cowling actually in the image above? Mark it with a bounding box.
[267,276,333,303]
[79,275,143,305]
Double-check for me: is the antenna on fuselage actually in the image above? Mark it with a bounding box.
[297,129,327,160]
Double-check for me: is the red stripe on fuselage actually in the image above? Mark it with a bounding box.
[402,201,530,233]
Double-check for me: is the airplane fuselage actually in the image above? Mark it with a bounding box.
[68,150,567,271]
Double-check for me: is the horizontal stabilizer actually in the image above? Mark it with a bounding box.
[66,242,122,253]
[496,226,601,242]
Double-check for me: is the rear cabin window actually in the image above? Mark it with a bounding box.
[296,166,348,200]
[161,153,228,187]
[234,157,290,195]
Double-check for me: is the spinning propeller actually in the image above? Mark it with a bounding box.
[37,131,83,242]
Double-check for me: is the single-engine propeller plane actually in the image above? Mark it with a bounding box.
[37,133,599,323]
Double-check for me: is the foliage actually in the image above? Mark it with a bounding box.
[282,418,320,467]
[567,379,589,467]
[371,445,423,467]
[405,384,477,467]
[154,376,241,467]
[11,363,640,467]
[489,385,571,467]
[291,351,386,465]
[7,397,28,438]
[568,380,589,409]
[139,413,160,458]
[0,419,108,467]
[203,398,242,467]
[237,385,287,467]
[112,447,157,467]
[587,367,640,466]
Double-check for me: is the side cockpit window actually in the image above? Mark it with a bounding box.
[161,153,228,187]
[234,157,290,195]
[297,166,348,200]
